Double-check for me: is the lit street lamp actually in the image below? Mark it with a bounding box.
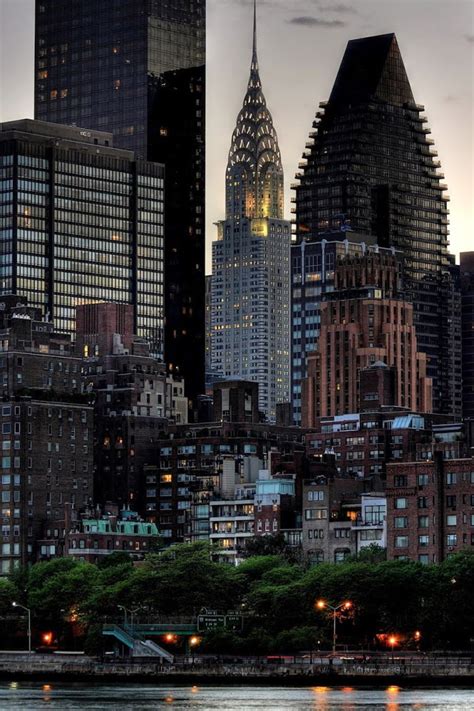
[12,602,32,654]
[388,634,397,662]
[316,599,353,655]
[189,635,200,663]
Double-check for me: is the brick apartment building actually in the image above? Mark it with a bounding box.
[305,408,464,483]
[0,296,93,572]
[64,506,160,564]
[302,464,364,565]
[386,454,474,563]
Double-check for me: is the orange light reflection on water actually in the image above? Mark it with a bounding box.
[386,685,401,711]
[311,686,330,710]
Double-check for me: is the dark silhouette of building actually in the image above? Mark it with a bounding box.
[35,0,206,409]
[0,119,164,358]
[294,33,462,417]
[213,380,260,424]
[461,253,474,421]
[77,302,187,509]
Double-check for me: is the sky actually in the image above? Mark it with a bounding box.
[1,0,473,274]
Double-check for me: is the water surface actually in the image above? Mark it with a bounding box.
[1,682,473,710]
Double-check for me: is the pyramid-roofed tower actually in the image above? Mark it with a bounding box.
[292,32,462,419]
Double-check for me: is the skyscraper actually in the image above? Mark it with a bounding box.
[461,252,474,421]
[210,2,290,421]
[294,34,462,417]
[302,250,432,425]
[34,0,205,407]
[0,119,164,355]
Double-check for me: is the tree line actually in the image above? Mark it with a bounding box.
[1,543,473,654]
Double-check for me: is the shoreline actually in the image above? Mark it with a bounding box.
[0,657,473,687]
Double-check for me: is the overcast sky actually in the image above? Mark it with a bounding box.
[1,0,473,273]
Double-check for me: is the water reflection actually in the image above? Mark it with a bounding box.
[0,683,473,709]
[42,683,52,703]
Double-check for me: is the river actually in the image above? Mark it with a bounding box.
[0,682,473,709]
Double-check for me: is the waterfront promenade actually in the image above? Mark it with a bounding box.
[0,653,472,685]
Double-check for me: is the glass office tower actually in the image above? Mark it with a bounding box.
[294,34,462,417]
[0,120,164,356]
[35,0,205,407]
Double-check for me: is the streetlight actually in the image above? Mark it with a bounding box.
[12,602,32,654]
[316,599,353,655]
[189,635,200,663]
[388,634,397,662]
[117,605,141,631]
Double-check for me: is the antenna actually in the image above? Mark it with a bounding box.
[252,0,258,67]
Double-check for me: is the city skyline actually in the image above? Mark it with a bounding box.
[1,0,472,274]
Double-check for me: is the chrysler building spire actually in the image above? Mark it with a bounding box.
[252,0,258,68]
[212,0,290,422]
[225,0,284,221]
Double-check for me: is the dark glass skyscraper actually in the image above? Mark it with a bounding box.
[0,119,164,356]
[34,0,205,408]
[461,253,474,421]
[294,34,462,417]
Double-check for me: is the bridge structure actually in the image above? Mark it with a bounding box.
[102,620,199,661]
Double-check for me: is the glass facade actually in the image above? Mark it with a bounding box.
[0,121,164,357]
[35,0,205,406]
[294,34,462,417]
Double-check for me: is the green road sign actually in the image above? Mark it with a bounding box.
[197,614,226,632]
[225,614,243,632]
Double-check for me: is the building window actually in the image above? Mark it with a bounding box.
[395,536,408,548]
[446,472,457,485]
[418,516,429,528]
[418,554,429,565]
[417,497,428,509]
[394,516,407,528]
[446,534,457,547]
[304,509,327,520]
[334,528,350,539]
[446,514,457,527]
[417,474,429,486]
[394,498,407,509]
[418,535,429,547]
[334,549,350,563]
[365,505,386,524]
